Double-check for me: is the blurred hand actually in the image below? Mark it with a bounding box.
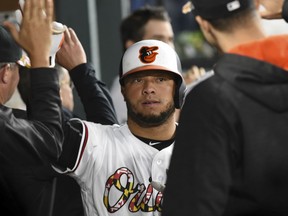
[182,65,206,85]
[56,27,87,71]
[258,0,284,19]
[4,0,53,68]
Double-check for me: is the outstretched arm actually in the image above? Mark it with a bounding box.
[4,0,63,162]
[5,0,52,68]
[259,0,288,22]
[56,27,118,125]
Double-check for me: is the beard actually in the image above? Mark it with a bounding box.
[126,100,175,128]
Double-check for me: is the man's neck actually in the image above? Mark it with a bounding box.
[214,18,267,52]
[127,115,177,141]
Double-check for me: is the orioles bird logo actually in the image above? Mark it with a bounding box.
[138,46,159,64]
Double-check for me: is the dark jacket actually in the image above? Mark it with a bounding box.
[163,35,288,216]
[0,63,117,216]
[0,68,63,216]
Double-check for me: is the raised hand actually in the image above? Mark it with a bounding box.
[4,0,54,68]
[258,0,284,19]
[182,65,206,85]
[56,27,87,71]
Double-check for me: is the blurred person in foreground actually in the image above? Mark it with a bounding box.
[163,0,288,215]
[0,0,63,215]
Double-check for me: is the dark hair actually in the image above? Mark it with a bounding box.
[120,5,171,51]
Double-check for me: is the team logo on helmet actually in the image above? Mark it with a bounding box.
[138,46,158,64]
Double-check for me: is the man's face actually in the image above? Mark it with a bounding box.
[143,19,175,49]
[121,70,176,127]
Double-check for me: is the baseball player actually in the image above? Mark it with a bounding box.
[53,39,186,216]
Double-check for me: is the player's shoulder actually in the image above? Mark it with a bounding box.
[83,121,128,136]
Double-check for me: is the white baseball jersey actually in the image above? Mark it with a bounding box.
[56,119,168,216]
[151,143,174,192]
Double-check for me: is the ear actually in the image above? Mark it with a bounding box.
[125,40,135,49]
[120,85,127,102]
[0,64,11,84]
[195,16,212,33]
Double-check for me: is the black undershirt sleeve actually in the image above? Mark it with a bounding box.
[57,119,83,170]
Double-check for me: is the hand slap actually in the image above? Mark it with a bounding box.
[56,27,87,71]
[4,0,54,68]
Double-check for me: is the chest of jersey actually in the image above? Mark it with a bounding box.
[72,123,163,216]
